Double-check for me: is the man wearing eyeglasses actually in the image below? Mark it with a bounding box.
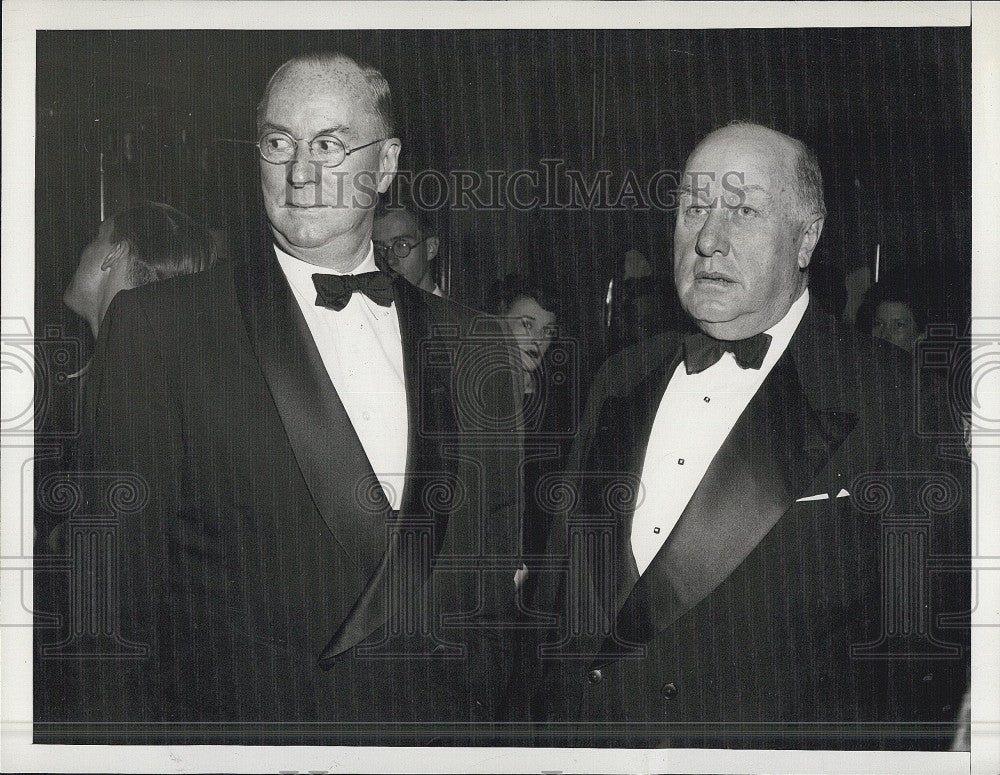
[373,200,445,297]
[42,52,522,745]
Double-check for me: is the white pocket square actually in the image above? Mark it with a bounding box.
[796,488,850,502]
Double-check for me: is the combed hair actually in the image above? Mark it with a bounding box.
[794,143,826,219]
[705,120,826,219]
[110,202,218,286]
[856,283,928,333]
[487,273,562,320]
[256,51,395,138]
[374,196,437,238]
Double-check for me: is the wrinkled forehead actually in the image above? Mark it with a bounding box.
[262,60,374,128]
[280,59,361,89]
[680,128,798,200]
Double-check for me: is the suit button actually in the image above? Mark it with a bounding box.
[660,681,678,699]
[587,669,603,684]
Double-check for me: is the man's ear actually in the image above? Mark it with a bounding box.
[100,242,129,271]
[797,215,825,269]
[425,236,439,262]
[376,138,402,194]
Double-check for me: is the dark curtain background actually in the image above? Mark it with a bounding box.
[35,27,971,437]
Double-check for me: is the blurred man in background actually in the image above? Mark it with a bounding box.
[64,201,217,339]
[373,199,444,296]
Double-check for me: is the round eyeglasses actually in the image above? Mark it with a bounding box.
[257,131,386,167]
[373,236,429,260]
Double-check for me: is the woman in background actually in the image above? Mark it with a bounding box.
[490,273,569,562]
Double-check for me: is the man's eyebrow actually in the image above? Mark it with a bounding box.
[259,121,292,134]
[728,183,768,194]
[676,184,707,198]
[258,123,351,136]
[723,183,773,204]
[675,185,713,202]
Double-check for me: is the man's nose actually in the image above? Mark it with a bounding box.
[695,207,730,257]
[288,141,318,186]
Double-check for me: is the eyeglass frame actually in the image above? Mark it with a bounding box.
[373,235,430,261]
[256,130,387,168]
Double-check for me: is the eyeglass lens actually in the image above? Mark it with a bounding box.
[259,132,346,165]
[375,237,424,259]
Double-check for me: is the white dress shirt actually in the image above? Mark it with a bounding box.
[630,290,810,574]
[274,244,408,510]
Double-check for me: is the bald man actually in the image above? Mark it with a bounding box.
[38,52,522,745]
[530,123,968,750]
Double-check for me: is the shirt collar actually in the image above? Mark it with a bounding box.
[758,288,810,371]
[273,242,393,317]
[273,242,378,280]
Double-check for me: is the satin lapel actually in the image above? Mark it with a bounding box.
[394,278,458,537]
[319,281,457,662]
[233,234,391,583]
[605,324,852,657]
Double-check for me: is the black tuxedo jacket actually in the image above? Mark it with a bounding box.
[35,226,523,745]
[530,304,969,749]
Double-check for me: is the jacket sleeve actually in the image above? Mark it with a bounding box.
[515,352,614,724]
[425,314,524,732]
[37,289,184,734]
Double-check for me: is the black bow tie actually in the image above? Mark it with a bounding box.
[683,331,772,374]
[312,271,394,311]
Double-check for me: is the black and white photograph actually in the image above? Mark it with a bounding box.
[2,2,998,773]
